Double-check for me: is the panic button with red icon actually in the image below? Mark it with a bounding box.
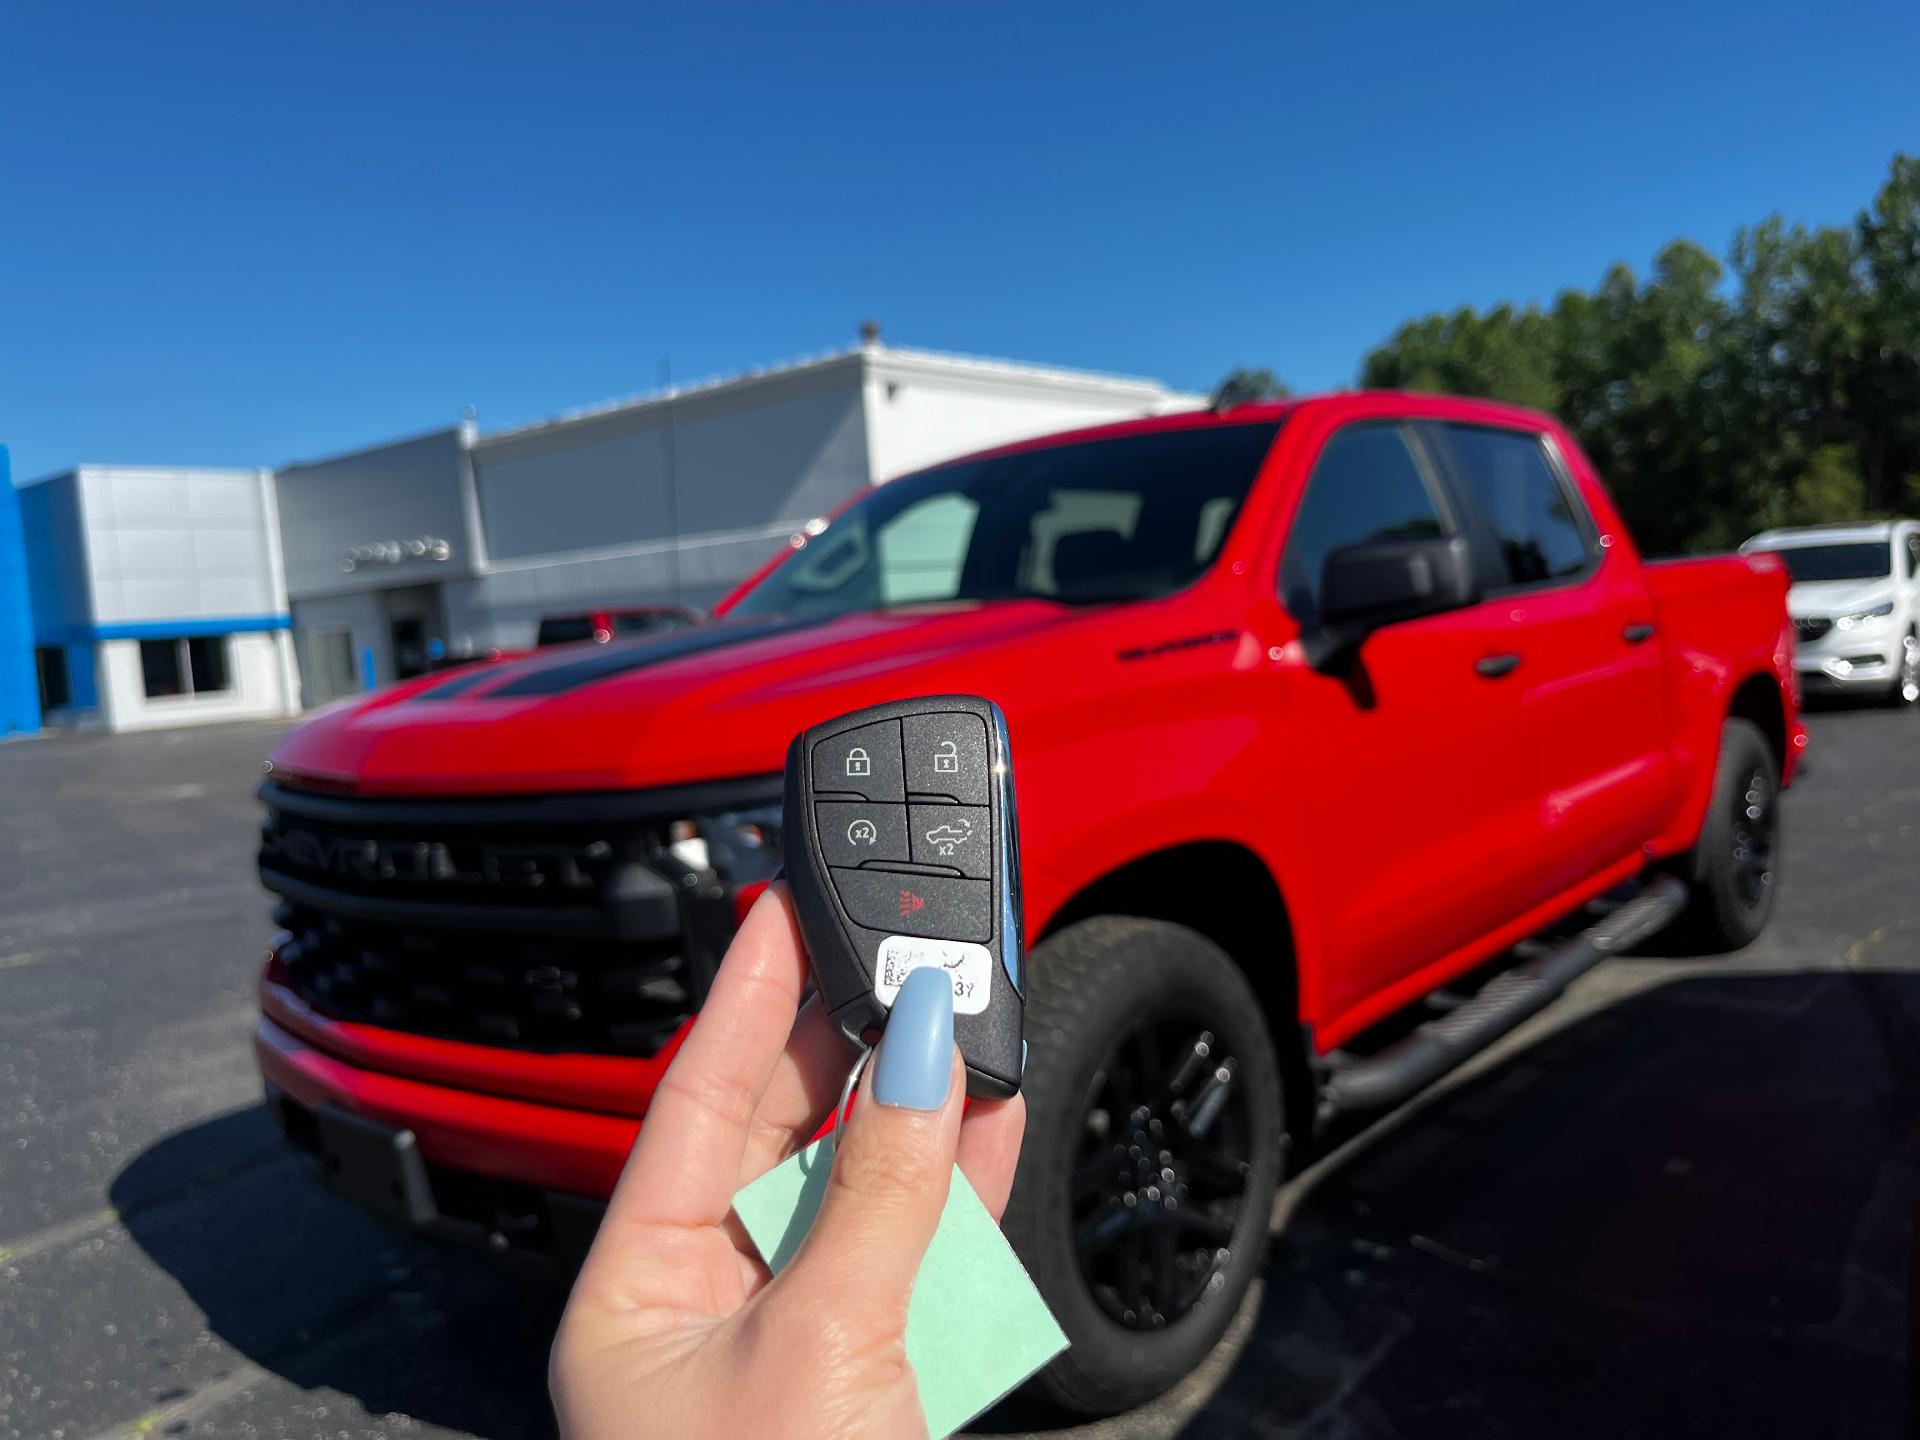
[828,867,992,943]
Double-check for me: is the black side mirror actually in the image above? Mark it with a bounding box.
[1306,536,1476,668]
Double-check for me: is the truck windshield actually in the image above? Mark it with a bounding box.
[729,420,1282,621]
[1770,542,1891,582]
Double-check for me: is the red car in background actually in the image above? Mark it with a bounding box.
[254,392,1799,1413]
[535,605,703,647]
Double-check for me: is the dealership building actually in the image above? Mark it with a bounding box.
[19,463,301,731]
[13,341,1202,727]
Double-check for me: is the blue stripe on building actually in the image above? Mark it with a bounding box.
[32,615,292,647]
[0,447,44,736]
[80,614,291,642]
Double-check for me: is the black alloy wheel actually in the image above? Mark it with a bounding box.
[1729,763,1776,913]
[1001,916,1287,1416]
[1072,1018,1254,1330]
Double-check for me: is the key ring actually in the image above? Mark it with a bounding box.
[828,1043,875,1155]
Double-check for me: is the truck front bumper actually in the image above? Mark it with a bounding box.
[254,952,656,1264]
[258,1015,624,1265]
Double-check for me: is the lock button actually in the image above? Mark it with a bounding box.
[903,712,989,804]
[812,720,904,802]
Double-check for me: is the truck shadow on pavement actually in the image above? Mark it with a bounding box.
[116,965,1917,1440]
[111,1105,566,1439]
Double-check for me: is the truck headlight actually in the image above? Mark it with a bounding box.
[664,798,786,989]
[1836,601,1895,630]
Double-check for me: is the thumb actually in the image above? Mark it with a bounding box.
[780,966,963,1335]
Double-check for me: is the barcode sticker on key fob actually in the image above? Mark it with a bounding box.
[875,936,992,1015]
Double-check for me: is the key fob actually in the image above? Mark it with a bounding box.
[782,694,1025,1099]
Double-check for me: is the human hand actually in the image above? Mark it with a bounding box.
[550,882,1028,1439]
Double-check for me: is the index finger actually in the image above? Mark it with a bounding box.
[601,882,814,1233]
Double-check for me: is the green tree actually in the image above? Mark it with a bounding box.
[1347,153,1920,552]
[1854,156,1920,511]
[1209,368,1290,407]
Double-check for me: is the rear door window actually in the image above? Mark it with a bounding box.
[1434,425,1594,589]
[1436,426,1597,587]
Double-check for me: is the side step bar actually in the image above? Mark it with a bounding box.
[1319,875,1689,1119]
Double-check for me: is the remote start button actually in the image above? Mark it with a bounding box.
[815,802,909,867]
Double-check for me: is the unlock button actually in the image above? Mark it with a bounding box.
[904,712,989,803]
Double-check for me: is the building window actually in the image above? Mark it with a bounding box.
[35,648,71,710]
[140,636,234,700]
[140,640,184,698]
[188,636,230,693]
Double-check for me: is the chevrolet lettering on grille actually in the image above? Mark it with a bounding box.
[263,822,610,894]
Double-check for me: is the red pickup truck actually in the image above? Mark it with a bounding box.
[255,392,1801,1413]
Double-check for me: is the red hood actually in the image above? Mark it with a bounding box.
[270,602,1100,795]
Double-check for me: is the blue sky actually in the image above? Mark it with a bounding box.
[3,2,1915,483]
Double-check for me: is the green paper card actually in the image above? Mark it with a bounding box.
[732,1137,1068,1438]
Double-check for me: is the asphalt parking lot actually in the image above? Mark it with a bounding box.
[1,706,1916,1440]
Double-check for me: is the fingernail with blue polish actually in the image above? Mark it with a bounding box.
[873,967,954,1110]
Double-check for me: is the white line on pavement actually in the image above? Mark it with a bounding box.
[0,1205,120,1265]
[80,1361,273,1440]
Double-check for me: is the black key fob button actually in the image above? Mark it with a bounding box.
[908,803,991,878]
[812,720,904,802]
[814,802,910,867]
[903,712,989,804]
[829,868,993,943]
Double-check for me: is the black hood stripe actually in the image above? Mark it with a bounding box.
[421,614,825,701]
[413,664,513,701]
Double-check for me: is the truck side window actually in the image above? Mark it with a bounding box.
[1441,425,1594,587]
[1281,424,1445,627]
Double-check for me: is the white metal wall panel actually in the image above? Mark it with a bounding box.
[473,378,868,564]
[77,467,283,625]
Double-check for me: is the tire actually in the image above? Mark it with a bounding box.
[1885,629,1918,707]
[1001,917,1288,1416]
[1675,718,1780,952]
